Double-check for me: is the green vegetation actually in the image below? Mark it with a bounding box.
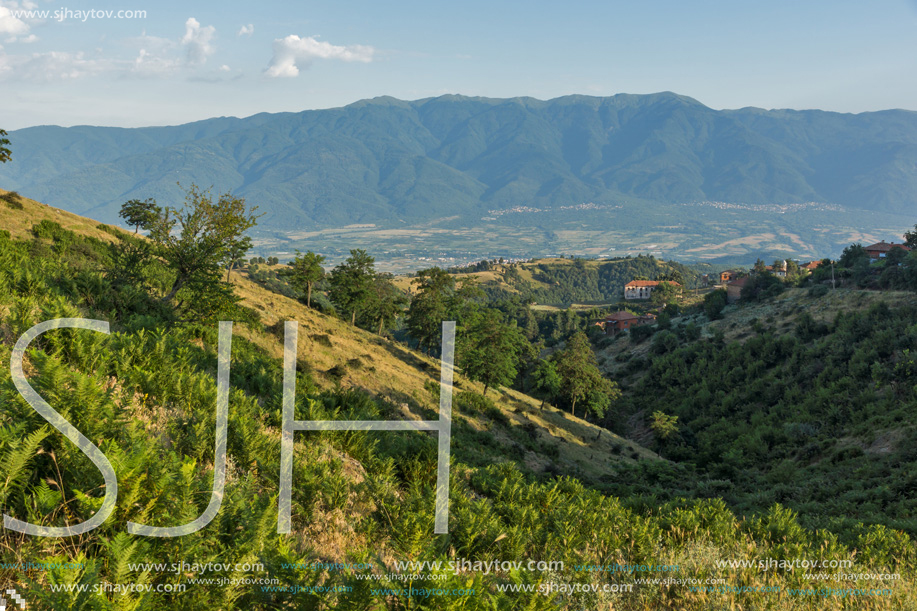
[406,267,480,353]
[7,94,917,234]
[615,296,917,535]
[328,249,378,326]
[457,309,526,396]
[3,197,917,608]
[0,129,10,164]
[703,288,727,320]
[554,332,620,419]
[480,255,698,304]
[118,198,160,235]
[282,250,326,308]
[131,185,261,321]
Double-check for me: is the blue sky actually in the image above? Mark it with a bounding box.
[1,0,916,128]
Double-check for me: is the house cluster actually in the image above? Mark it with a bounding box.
[720,240,911,303]
[592,278,682,336]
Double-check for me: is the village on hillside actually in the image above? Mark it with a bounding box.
[596,239,912,336]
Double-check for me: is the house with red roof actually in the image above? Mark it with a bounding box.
[623,280,682,301]
[801,261,822,272]
[864,241,910,260]
[601,311,657,335]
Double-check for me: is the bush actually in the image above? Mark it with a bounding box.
[703,289,727,320]
[630,324,655,344]
[651,330,679,354]
[808,284,829,298]
[1,191,23,209]
[31,220,72,242]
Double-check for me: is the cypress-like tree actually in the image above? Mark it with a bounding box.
[328,249,376,325]
[458,309,526,396]
[284,250,326,307]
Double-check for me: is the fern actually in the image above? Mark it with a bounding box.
[0,425,50,506]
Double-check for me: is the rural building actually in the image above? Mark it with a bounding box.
[802,261,822,272]
[864,241,910,259]
[623,280,682,300]
[764,261,787,277]
[601,311,657,335]
[720,270,739,284]
[726,276,750,303]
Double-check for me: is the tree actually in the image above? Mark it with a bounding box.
[554,331,619,418]
[584,378,619,420]
[328,249,376,325]
[532,359,561,408]
[148,184,260,309]
[839,243,868,268]
[458,309,526,396]
[650,411,678,440]
[0,129,11,164]
[407,267,481,353]
[361,273,407,335]
[650,281,678,307]
[905,225,917,250]
[223,235,252,281]
[903,250,917,290]
[283,250,326,307]
[704,289,728,320]
[119,198,161,234]
[753,258,767,274]
[656,270,684,286]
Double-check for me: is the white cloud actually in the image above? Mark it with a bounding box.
[181,17,215,65]
[219,64,230,72]
[0,50,109,81]
[0,5,30,36]
[0,16,222,81]
[265,35,374,78]
[238,24,253,37]
[129,47,179,77]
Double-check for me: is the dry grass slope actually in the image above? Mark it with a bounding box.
[231,270,661,484]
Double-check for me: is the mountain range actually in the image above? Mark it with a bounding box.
[2,93,916,269]
[2,92,916,231]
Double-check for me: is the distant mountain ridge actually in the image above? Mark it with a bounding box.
[2,92,916,229]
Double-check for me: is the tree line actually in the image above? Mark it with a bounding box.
[117,191,620,420]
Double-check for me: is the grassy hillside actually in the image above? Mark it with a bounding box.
[1,199,916,609]
[395,255,702,306]
[228,268,658,484]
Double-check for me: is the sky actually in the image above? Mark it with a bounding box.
[1,0,916,128]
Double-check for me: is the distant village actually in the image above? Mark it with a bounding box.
[596,240,911,336]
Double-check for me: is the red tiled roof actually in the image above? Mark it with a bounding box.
[865,241,909,252]
[624,280,682,288]
[625,280,660,288]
